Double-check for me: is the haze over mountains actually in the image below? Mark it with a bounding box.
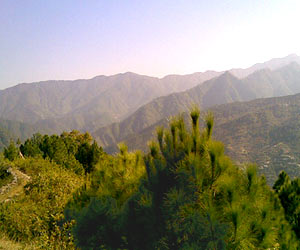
[229,53,300,78]
[0,54,299,136]
[0,118,51,150]
[0,70,223,133]
[1,54,300,169]
[93,60,300,147]
[101,92,300,184]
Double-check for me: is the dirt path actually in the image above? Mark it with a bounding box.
[0,168,34,249]
[0,167,31,202]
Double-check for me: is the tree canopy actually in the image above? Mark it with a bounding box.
[1,109,300,249]
[65,109,298,249]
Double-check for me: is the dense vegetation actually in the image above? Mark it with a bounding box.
[66,109,299,249]
[0,131,102,249]
[0,158,83,249]
[18,130,103,174]
[1,109,300,249]
[103,92,300,186]
[0,156,12,188]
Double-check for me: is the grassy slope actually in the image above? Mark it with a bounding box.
[0,167,31,202]
[0,165,36,249]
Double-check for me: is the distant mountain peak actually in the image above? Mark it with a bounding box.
[219,71,238,80]
[229,54,300,79]
[121,71,139,76]
[91,75,106,80]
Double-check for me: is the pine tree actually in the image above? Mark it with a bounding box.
[274,171,300,239]
[67,108,298,249]
[4,140,18,161]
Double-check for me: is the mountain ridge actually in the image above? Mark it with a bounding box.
[101,92,300,184]
[93,62,300,147]
[0,71,223,132]
[1,54,300,141]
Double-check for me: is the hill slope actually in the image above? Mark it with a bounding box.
[1,54,300,135]
[0,71,222,133]
[103,93,300,184]
[0,119,50,151]
[93,62,300,147]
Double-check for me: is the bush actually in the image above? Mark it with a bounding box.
[67,110,298,249]
[0,158,13,188]
[0,158,83,248]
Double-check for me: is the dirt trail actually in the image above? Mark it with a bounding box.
[0,168,33,249]
[0,167,31,202]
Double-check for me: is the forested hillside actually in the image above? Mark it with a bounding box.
[1,109,300,249]
[212,94,300,184]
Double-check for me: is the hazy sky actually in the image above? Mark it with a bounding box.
[1,0,300,89]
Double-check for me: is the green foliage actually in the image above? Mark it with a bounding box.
[274,171,300,240]
[0,158,83,248]
[67,109,297,249]
[1,106,299,249]
[65,145,145,249]
[0,130,107,248]
[102,89,300,187]
[71,197,125,249]
[75,141,101,173]
[19,133,43,158]
[3,140,19,161]
[0,157,13,188]
[19,131,103,174]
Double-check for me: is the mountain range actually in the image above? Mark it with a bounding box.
[0,71,222,133]
[1,54,299,136]
[2,54,300,184]
[101,93,300,184]
[93,61,300,147]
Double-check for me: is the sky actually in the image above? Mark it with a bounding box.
[1,0,300,89]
